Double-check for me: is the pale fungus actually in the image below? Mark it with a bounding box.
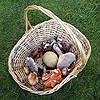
[42,51,58,68]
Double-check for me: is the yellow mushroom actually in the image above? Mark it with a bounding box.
[24,66,30,74]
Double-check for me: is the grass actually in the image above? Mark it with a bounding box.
[0,0,100,100]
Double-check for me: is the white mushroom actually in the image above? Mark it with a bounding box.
[50,39,56,46]
[25,57,38,73]
[62,67,68,76]
[43,43,50,49]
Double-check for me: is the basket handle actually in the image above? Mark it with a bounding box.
[24,5,64,32]
[24,5,86,71]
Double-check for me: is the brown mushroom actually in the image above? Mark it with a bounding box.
[28,72,38,85]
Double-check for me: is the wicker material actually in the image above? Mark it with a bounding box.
[8,5,91,95]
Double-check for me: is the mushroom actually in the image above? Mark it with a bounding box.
[62,67,68,76]
[43,75,63,88]
[53,44,76,69]
[57,37,63,48]
[50,39,56,46]
[42,68,62,81]
[24,66,30,74]
[42,68,63,88]
[25,57,38,73]
[42,51,58,68]
[43,79,56,88]
[28,72,39,85]
[57,41,62,48]
[25,57,45,73]
[43,43,50,49]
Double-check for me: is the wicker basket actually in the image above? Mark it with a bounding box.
[8,5,91,95]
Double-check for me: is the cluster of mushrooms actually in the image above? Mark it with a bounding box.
[24,37,76,90]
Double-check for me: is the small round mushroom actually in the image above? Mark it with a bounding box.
[24,66,30,74]
[42,51,58,68]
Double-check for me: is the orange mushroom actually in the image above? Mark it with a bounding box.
[42,68,63,88]
[42,73,51,81]
[43,79,52,88]
[53,68,62,75]
[43,75,63,88]
[50,80,56,87]
[42,68,62,81]
[53,75,63,83]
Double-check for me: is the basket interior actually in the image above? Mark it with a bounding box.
[9,19,90,91]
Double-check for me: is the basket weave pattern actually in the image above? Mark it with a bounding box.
[8,5,91,95]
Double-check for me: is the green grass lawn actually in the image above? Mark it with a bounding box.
[0,0,100,100]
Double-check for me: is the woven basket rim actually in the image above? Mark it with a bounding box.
[8,19,91,95]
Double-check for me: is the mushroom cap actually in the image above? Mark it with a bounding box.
[43,51,58,68]
[57,52,76,69]
[42,68,63,88]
